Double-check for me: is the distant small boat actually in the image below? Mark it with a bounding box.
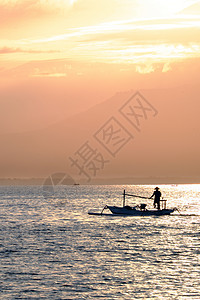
[88,190,176,216]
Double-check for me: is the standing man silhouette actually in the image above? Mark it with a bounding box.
[149,187,161,210]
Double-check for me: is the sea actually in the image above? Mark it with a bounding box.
[0,184,200,300]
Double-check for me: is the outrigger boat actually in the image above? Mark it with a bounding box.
[88,190,176,216]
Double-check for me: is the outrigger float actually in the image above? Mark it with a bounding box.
[88,190,177,216]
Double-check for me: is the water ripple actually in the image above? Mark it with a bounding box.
[0,185,200,299]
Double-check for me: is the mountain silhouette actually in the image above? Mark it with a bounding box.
[0,86,199,184]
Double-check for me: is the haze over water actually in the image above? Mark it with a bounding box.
[1,184,199,299]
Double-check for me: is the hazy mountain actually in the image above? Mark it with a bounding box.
[0,86,199,184]
[1,57,200,136]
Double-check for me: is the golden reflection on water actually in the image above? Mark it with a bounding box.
[1,184,200,299]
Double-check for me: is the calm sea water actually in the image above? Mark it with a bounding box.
[0,184,200,299]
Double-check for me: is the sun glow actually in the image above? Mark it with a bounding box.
[141,0,195,18]
[69,0,77,5]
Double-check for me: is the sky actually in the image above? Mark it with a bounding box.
[0,0,200,181]
[1,0,200,71]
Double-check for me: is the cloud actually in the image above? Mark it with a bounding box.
[23,16,200,64]
[0,0,74,11]
[1,0,198,30]
[27,16,200,45]
[0,0,146,30]
[135,64,156,74]
[0,46,59,54]
[1,0,200,69]
[32,72,66,77]
[0,0,75,26]
[162,62,172,73]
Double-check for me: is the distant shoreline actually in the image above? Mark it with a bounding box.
[0,177,199,186]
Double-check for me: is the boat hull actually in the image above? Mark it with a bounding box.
[107,206,175,216]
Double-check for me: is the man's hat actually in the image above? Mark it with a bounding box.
[155,187,159,190]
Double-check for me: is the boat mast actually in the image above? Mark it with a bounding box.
[123,189,126,207]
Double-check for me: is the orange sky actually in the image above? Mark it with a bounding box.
[1,0,200,71]
[0,0,200,181]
